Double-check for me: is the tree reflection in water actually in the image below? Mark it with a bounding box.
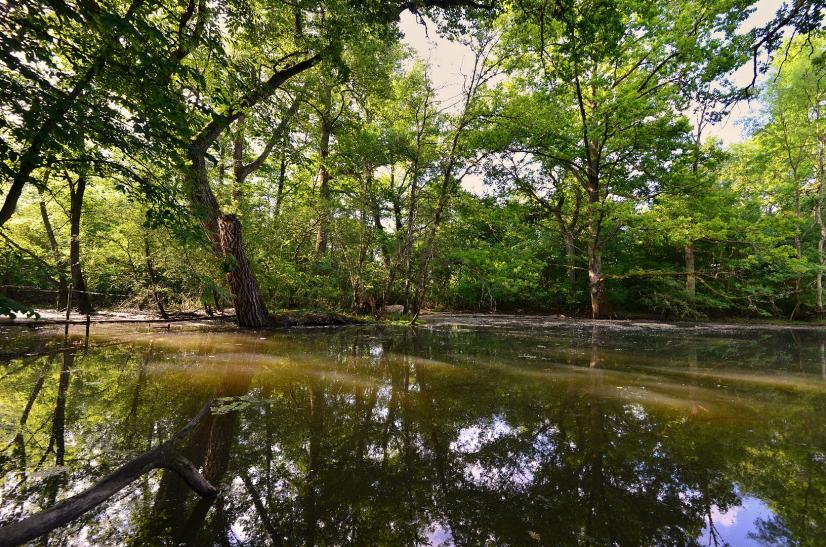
[1,322,825,545]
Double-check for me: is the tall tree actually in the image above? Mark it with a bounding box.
[491,0,752,317]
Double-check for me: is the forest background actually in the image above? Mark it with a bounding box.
[2,0,826,324]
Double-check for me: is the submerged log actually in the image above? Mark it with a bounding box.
[0,401,218,547]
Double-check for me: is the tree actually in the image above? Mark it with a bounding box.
[490,0,752,317]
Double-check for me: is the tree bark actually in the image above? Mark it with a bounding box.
[218,214,268,328]
[186,147,269,327]
[587,241,604,319]
[68,177,93,314]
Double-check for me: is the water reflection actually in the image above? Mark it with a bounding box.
[1,322,826,545]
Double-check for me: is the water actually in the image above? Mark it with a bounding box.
[1,316,825,546]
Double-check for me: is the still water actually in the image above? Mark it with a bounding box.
[1,316,825,546]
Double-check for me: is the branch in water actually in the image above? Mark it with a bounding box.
[0,401,217,547]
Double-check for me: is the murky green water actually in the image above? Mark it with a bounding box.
[1,316,826,546]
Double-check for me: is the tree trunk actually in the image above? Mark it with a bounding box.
[817,112,825,315]
[144,237,169,319]
[274,154,287,218]
[586,178,604,319]
[411,163,456,319]
[564,232,576,299]
[38,189,67,309]
[186,146,269,328]
[219,214,268,328]
[685,243,696,302]
[315,85,333,256]
[68,177,93,314]
[793,179,802,318]
[401,175,418,313]
[587,242,604,319]
[351,171,372,312]
[182,54,320,328]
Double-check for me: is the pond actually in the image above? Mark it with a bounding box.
[1,316,825,546]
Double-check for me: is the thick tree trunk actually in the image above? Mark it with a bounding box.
[587,242,604,319]
[187,147,269,328]
[219,214,268,328]
[182,54,319,328]
[68,177,93,314]
[684,243,696,302]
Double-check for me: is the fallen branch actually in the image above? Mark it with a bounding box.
[0,401,218,547]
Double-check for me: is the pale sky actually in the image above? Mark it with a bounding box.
[399,0,785,150]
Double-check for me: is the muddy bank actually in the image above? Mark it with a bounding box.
[419,312,826,335]
[0,308,367,328]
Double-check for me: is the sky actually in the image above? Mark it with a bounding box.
[398,0,786,151]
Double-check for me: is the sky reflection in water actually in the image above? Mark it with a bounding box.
[1,317,825,545]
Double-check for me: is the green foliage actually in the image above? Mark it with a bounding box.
[0,295,40,319]
[1,1,825,321]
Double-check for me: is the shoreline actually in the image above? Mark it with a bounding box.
[3,308,825,333]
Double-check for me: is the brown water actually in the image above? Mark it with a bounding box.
[1,316,825,545]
